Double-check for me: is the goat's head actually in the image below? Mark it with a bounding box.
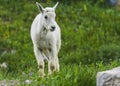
[36,2,59,32]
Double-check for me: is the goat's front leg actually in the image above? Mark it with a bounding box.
[48,47,59,75]
[34,46,45,77]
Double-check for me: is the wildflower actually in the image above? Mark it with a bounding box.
[25,80,31,84]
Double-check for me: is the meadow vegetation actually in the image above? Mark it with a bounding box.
[0,0,120,86]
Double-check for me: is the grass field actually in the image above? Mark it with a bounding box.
[0,0,120,86]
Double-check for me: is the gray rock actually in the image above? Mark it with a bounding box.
[110,0,118,6]
[97,67,120,86]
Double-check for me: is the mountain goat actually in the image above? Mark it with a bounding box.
[30,2,61,76]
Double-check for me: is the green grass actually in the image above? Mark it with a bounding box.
[0,0,120,86]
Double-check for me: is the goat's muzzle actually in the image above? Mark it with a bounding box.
[50,26,55,32]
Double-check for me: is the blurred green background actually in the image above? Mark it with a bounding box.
[0,0,120,86]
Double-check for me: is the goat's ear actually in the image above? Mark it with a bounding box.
[53,2,59,10]
[36,2,44,13]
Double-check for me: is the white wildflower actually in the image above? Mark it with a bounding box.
[25,80,31,84]
[0,62,7,69]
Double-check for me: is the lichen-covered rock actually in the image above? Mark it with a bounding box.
[97,67,120,86]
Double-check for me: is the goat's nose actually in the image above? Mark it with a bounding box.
[50,26,55,31]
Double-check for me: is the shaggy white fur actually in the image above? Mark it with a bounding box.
[30,2,61,76]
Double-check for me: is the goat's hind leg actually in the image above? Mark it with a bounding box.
[55,56,60,72]
[48,59,56,75]
[45,49,55,75]
[34,46,45,77]
[48,56,59,74]
[44,49,54,75]
[48,47,59,75]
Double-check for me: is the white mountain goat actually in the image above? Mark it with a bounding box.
[30,2,61,76]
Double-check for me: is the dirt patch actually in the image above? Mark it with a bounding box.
[0,80,19,86]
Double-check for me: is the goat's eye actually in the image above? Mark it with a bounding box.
[44,16,48,19]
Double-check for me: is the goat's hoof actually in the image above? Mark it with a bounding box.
[38,71,45,77]
[56,69,59,72]
[48,72,52,76]
[39,73,45,77]
[56,67,60,72]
